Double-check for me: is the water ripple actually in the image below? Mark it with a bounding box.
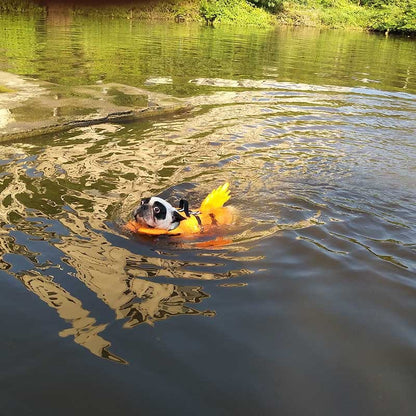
[1,76,415,363]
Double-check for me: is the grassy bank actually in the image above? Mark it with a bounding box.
[278,0,416,33]
[1,0,415,33]
[0,0,44,13]
[68,0,273,26]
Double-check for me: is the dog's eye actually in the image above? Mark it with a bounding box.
[154,206,160,214]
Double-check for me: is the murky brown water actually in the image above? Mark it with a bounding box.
[0,15,415,416]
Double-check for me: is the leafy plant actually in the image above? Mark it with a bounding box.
[247,0,283,13]
[199,0,219,24]
[199,0,273,26]
[367,0,416,32]
[0,0,44,13]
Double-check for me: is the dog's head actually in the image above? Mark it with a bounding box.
[133,197,185,231]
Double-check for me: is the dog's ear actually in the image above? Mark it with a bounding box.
[172,210,186,223]
[179,199,191,217]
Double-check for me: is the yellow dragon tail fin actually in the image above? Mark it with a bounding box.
[199,182,230,212]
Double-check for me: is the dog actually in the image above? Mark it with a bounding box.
[127,183,235,237]
[133,197,185,231]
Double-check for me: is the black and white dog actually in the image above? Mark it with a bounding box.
[133,197,186,231]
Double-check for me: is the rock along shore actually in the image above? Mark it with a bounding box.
[0,71,192,143]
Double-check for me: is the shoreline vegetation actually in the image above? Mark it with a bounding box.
[0,0,415,34]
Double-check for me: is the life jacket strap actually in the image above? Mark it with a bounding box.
[193,213,204,232]
[179,199,204,232]
[179,199,191,217]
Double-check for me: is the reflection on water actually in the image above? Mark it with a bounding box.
[1,15,415,93]
[0,15,415,415]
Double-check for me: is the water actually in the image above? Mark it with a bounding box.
[1,15,416,416]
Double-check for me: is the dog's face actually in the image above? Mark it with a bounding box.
[133,197,185,231]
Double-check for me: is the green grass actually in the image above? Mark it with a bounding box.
[73,0,272,26]
[72,0,200,21]
[277,0,416,32]
[0,0,44,13]
[366,0,416,33]
[200,0,273,26]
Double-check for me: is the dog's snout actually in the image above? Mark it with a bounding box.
[133,208,139,221]
[133,203,150,221]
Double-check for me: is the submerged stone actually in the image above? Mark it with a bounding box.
[0,71,191,143]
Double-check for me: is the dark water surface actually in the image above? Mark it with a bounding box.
[1,15,415,416]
